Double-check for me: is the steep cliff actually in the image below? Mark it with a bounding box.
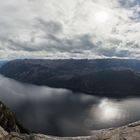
[0,101,28,134]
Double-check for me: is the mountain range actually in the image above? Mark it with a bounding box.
[1,59,140,97]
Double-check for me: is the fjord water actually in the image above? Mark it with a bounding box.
[0,74,140,136]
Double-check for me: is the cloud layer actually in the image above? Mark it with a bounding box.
[0,0,140,59]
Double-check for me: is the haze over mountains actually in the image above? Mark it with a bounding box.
[0,61,7,68]
[1,58,140,97]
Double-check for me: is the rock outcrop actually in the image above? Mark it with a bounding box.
[0,121,140,140]
[0,101,28,134]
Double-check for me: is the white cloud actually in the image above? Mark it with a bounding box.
[0,0,140,59]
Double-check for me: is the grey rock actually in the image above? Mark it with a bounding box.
[0,101,29,134]
[1,121,140,140]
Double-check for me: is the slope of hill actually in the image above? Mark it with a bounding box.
[1,59,140,97]
[0,61,7,68]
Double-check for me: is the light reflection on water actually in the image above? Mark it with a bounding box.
[94,99,124,121]
[0,74,140,136]
[87,99,126,129]
[87,98,140,130]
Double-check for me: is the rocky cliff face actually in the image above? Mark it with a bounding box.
[0,101,28,134]
[0,121,140,140]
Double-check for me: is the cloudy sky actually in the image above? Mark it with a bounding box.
[0,0,140,59]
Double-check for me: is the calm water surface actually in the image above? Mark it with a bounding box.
[0,75,140,136]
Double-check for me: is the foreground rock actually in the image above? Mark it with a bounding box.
[0,121,140,140]
[0,101,28,134]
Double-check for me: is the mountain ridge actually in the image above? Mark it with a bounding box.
[1,59,140,97]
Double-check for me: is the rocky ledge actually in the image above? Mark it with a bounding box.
[0,121,140,140]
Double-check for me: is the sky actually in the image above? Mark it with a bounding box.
[0,0,140,59]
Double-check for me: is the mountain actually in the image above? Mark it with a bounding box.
[0,61,7,68]
[1,59,140,97]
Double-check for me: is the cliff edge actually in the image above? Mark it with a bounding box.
[0,121,140,140]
